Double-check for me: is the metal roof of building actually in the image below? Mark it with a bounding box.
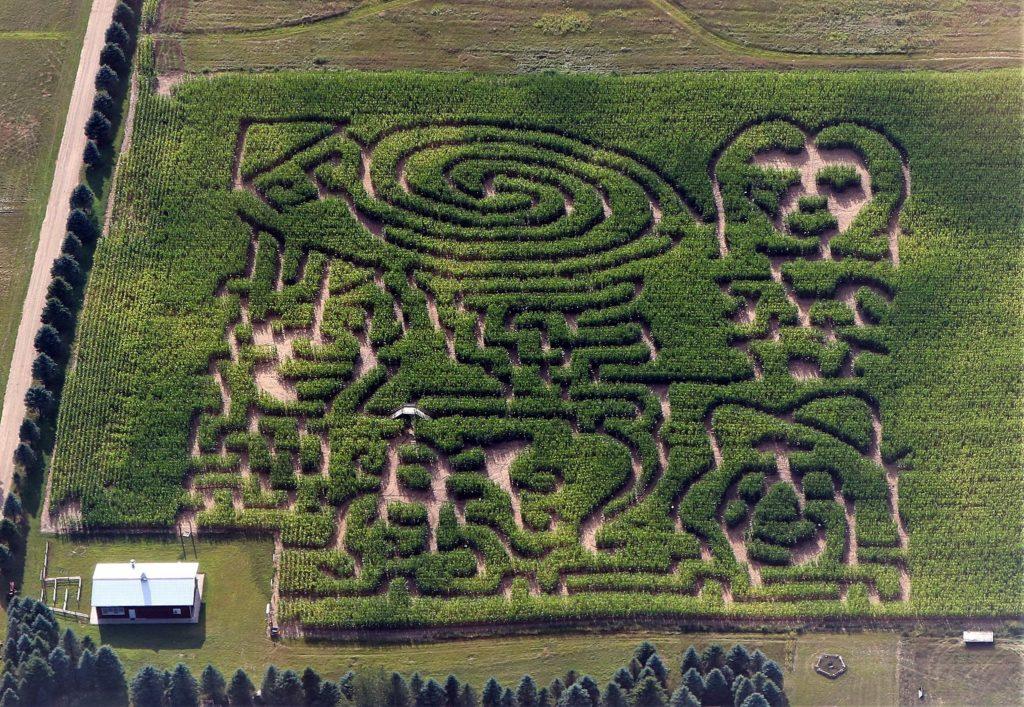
[91,562,198,608]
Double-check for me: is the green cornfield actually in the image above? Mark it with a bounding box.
[49,69,1023,629]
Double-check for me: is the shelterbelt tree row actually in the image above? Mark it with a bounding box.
[48,69,1023,630]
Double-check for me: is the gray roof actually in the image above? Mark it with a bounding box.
[91,562,198,607]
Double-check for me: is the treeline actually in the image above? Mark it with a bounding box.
[3,598,787,707]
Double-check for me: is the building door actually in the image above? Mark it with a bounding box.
[128,609,136,620]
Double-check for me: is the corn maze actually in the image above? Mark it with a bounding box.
[49,72,1024,628]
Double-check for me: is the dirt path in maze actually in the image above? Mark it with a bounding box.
[0,0,119,506]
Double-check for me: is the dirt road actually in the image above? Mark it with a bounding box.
[0,0,118,502]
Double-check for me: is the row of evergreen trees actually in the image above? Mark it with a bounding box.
[3,598,788,707]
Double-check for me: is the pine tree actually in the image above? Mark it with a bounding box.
[631,677,667,707]
[130,665,166,707]
[52,254,83,287]
[516,675,538,707]
[105,22,131,49]
[645,655,668,688]
[100,42,128,72]
[17,655,55,705]
[0,489,18,518]
[444,675,462,706]
[410,673,424,697]
[760,679,785,707]
[260,665,280,704]
[276,669,304,705]
[47,646,73,697]
[93,90,116,119]
[95,65,119,93]
[42,298,73,332]
[726,645,751,677]
[681,646,702,677]
[600,682,628,707]
[168,663,200,706]
[633,642,658,667]
[80,635,96,653]
[316,681,341,707]
[83,140,103,167]
[33,325,63,360]
[199,664,227,705]
[499,688,515,707]
[385,672,411,707]
[547,678,565,702]
[702,645,726,672]
[762,662,784,689]
[740,695,769,707]
[611,668,634,692]
[555,684,590,707]
[113,2,135,26]
[669,687,700,707]
[536,687,550,707]
[681,668,704,701]
[481,678,502,707]
[731,675,753,707]
[85,111,113,145]
[61,231,83,259]
[0,688,19,707]
[703,668,731,706]
[227,669,255,706]
[13,443,37,473]
[301,667,322,704]
[457,684,478,707]
[69,183,95,211]
[95,645,128,703]
[416,679,447,707]
[47,277,74,306]
[17,419,39,445]
[76,648,98,693]
[749,650,767,673]
[578,675,599,705]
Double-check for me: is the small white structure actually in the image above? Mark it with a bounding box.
[90,561,203,624]
[963,630,994,645]
[391,405,431,421]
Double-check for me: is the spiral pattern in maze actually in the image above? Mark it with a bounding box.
[330,124,690,275]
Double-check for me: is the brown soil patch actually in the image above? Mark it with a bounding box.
[485,441,528,530]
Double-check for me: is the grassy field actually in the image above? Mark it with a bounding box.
[148,0,1022,75]
[0,0,91,410]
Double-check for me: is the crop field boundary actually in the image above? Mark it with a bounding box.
[45,70,1024,633]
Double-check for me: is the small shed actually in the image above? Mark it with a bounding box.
[90,561,203,624]
[963,631,994,645]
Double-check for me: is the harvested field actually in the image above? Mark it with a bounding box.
[150,0,1022,75]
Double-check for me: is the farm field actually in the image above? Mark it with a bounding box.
[47,68,1023,635]
[148,0,1023,75]
[0,0,91,409]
